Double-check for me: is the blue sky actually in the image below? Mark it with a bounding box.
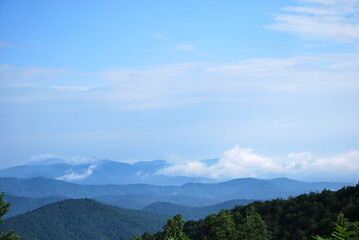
[1,0,359,182]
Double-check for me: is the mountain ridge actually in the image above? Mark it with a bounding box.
[0,159,212,185]
[0,176,352,202]
[0,198,168,240]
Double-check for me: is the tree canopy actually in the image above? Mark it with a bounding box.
[0,193,20,240]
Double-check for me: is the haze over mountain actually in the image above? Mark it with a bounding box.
[142,199,255,220]
[0,177,352,204]
[0,159,214,185]
[2,194,66,219]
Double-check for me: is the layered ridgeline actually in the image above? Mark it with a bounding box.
[0,159,213,185]
[0,177,351,202]
[2,194,254,221]
[133,184,359,240]
[3,194,65,219]
[0,177,352,220]
[142,199,255,221]
[0,199,168,240]
[2,184,358,240]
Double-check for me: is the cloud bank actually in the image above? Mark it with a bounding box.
[268,0,359,42]
[158,145,359,182]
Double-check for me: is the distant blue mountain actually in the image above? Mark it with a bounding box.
[0,159,211,185]
[25,158,65,166]
[142,199,256,220]
[0,177,353,203]
[3,194,66,219]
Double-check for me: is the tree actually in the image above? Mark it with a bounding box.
[313,213,359,240]
[162,214,189,240]
[203,210,237,240]
[0,193,20,240]
[238,206,271,240]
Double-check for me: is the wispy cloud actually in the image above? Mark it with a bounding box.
[1,53,358,109]
[174,44,196,51]
[30,154,57,161]
[157,145,359,182]
[151,33,168,40]
[268,0,359,42]
[0,40,44,48]
[57,165,97,181]
[0,64,72,88]
[29,154,99,165]
[50,86,93,91]
[0,41,20,48]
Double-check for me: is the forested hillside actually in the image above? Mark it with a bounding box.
[143,199,255,220]
[1,180,358,240]
[0,199,168,240]
[134,184,359,240]
[3,194,65,219]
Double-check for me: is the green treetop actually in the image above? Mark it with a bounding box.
[0,193,20,240]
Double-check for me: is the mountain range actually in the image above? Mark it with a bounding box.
[0,176,353,221]
[0,158,355,239]
[142,199,255,220]
[0,176,351,203]
[0,159,213,185]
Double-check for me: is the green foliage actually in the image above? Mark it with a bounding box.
[0,193,20,240]
[0,199,167,240]
[162,214,189,240]
[237,206,271,240]
[313,213,359,240]
[229,185,359,240]
[203,210,237,240]
[143,184,359,240]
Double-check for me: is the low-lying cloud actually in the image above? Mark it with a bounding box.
[158,145,359,182]
[57,165,97,181]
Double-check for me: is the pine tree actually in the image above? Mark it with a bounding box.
[0,193,20,240]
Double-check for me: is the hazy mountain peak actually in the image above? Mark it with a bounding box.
[26,158,65,166]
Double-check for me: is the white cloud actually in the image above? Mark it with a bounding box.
[0,65,71,85]
[29,154,99,165]
[1,53,358,109]
[268,0,359,42]
[174,44,196,51]
[158,145,359,181]
[151,33,168,40]
[66,156,97,165]
[57,165,97,181]
[50,86,93,91]
[0,41,20,48]
[30,153,58,161]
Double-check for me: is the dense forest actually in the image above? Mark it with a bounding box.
[133,184,359,240]
[142,199,254,220]
[0,198,167,240]
[1,184,358,240]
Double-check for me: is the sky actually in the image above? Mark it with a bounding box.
[0,0,359,182]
